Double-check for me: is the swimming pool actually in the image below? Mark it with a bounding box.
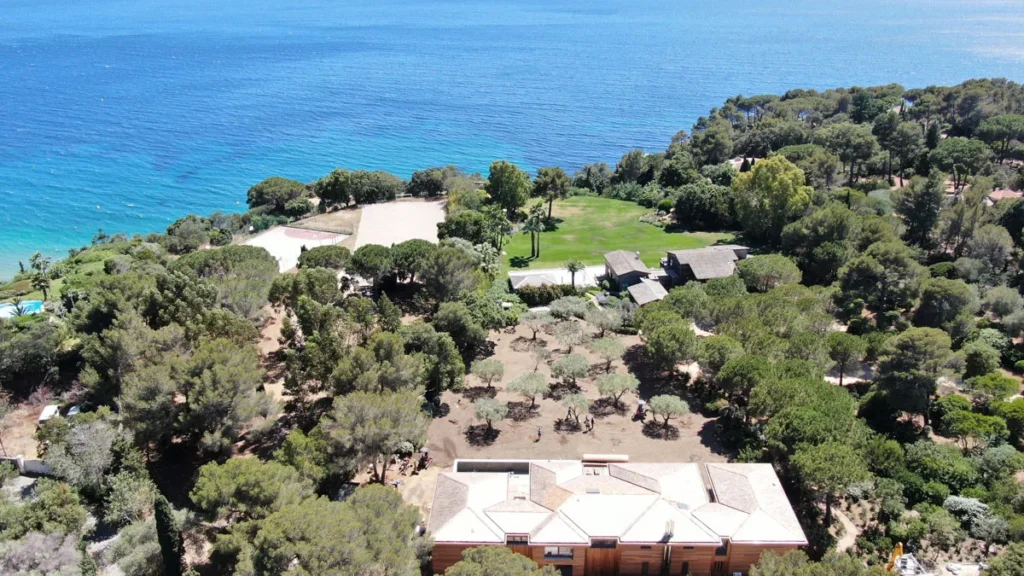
[0,300,44,319]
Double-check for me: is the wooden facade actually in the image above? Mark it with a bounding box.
[432,542,799,575]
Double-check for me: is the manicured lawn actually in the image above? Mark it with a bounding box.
[505,197,734,269]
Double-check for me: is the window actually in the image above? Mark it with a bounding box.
[680,562,690,575]
[556,566,573,576]
[682,546,694,550]
[506,535,528,544]
[712,561,726,575]
[544,547,574,559]
[590,539,617,549]
[640,545,652,550]
[715,541,729,556]
[641,561,650,575]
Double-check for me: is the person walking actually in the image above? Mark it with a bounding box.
[536,427,543,442]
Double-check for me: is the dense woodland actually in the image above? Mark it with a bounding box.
[2,78,1024,575]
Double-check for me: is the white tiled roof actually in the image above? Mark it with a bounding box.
[428,460,807,546]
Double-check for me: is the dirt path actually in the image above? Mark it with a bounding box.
[834,508,860,553]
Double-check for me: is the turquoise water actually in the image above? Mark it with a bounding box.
[0,300,44,318]
[2,0,1023,278]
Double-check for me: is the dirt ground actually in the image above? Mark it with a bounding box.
[354,199,445,248]
[2,404,41,459]
[292,207,363,250]
[424,322,728,470]
[258,304,287,402]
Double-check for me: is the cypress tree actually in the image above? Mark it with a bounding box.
[154,494,184,576]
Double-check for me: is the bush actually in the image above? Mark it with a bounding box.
[297,245,351,270]
[549,296,590,319]
[516,284,580,308]
[929,262,956,279]
[656,198,674,213]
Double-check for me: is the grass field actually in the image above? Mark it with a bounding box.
[505,197,734,270]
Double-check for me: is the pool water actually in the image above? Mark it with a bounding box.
[0,300,44,319]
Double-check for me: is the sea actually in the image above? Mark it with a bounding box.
[2,0,1023,278]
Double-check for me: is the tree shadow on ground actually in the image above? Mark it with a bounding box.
[587,364,614,379]
[590,397,627,418]
[554,417,583,434]
[465,424,501,446]
[430,401,451,419]
[642,421,680,440]
[543,216,564,231]
[696,418,737,458]
[510,256,535,269]
[546,381,581,401]
[511,336,544,353]
[507,401,540,422]
[461,386,497,402]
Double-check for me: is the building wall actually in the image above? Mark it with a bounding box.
[724,544,798,575]
[432,544,474,573]
[618,544,664,575]
[667,545,716,576]
[529,545,588,574]
[432,542,798,575]
[615,270,647,290]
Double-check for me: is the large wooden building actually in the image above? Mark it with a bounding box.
[428,458,807,576]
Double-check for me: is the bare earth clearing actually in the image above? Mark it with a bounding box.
[424,322,727,469]
[354,199,445,248]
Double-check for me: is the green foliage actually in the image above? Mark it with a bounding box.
[589,337,626,372]
[929,137,992,191]
[913,277,978,331]
[827,332,866,386]
[433,301,488,355]
[322,390,428,483]
[407,167,446,198]
[2,479,88,540]
[645,321,699,372]
[595,373,639,408]
[737,255,802,292]
[391,239,436,282]
[485,160,531,217]
[475,398,508,430]
[839,240,926,315]
[179,338,269,454]
[349,244,393,290]
[550,354,589,386]
[792,441,871,524]
[516,284,579,307]
[447,546,559,576]
[962,341,1001,379]
[470,358,504,388]
[247,176,306,211]
[673,181,733,230]
[297,245,350,270]
[893,173,944,248]
[421,247,480,303]
[154,494,184,576]
[699,335,745,380]
[648,394,690,432]
[191,457,313,522]
[507,372,549,407]
[732,155,813,246]
[877,327,954,423]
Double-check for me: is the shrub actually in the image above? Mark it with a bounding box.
[929,262,956,279]
[549,296,590,319]
[516,284,580,307]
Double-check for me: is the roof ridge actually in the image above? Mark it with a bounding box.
[617,495,665,538]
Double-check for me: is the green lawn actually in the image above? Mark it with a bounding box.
[505,197,734,270]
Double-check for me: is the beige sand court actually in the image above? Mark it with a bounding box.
[354,199,445,248]
[245,226,348,272]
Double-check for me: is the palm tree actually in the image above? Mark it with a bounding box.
[565,259,584,288]
[10,298,26,317]
[528,204,546,258]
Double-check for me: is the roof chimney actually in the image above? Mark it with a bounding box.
[665,520,674,537]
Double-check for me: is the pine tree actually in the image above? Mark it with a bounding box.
[154,494,184,576]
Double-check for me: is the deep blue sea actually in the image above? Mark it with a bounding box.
[2,0,1023,278]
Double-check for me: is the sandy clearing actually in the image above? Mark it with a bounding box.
[245,226,348,272]
[354,200,445,248]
